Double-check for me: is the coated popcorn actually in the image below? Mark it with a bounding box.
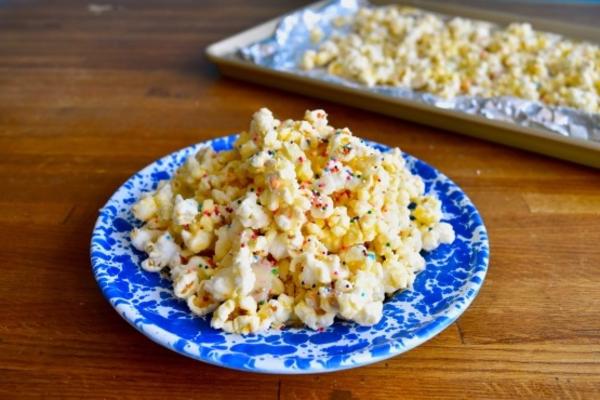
[131,108,454,333]
[301,6,599,113]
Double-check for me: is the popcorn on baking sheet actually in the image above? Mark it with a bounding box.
[301,5,599,114]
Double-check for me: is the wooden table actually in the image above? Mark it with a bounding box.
[1,1,599,399]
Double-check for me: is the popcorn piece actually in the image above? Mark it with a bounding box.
[236,192,270,229]
[181,229,212,253]
[130,227,161,252]
[310,27,324,44]
[132,195,158,221]
[141,232,180,272]
[173,194,199,226]
[294,299,336,330]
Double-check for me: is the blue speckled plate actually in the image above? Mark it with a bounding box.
[91,134,489,374]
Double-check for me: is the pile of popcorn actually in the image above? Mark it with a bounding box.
[301,6,599,113]
[131,108,454,334]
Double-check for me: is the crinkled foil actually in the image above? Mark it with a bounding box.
[239,0,600,143]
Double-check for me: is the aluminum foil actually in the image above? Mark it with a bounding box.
[239,0,600,143]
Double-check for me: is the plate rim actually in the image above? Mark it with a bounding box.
[90,134,489,374]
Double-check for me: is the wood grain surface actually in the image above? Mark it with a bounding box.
[1,1,599,399]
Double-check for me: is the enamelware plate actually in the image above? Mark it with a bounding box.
[91,134,489,374]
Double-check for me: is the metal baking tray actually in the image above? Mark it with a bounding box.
[206,0,600,168]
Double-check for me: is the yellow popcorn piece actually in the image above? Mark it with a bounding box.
[132,195,158,221]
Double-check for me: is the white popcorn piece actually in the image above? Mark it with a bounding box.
[141,232,180,272]
[132,195,158,221]
[130,227,161,252]
[172,194,199,226]
[235,192,270,229]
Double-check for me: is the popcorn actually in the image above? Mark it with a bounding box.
[382,259,413,293]
[236,192,270,229]
[301,6,599,114]
[310,27,324,44]
[172,194,199,226]
[422,222,456,252]
[187,281,218,316]
[131,108,454,333]
[140,232,179,272]
[172,264,199,299]
[132,194,158,221]
[181,228,212,253]
[154,182,174,221]
[294,299,336,330]
[130,227,161,252]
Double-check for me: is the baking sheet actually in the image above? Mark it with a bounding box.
[240,0,599,143]
[206,0,600,168]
